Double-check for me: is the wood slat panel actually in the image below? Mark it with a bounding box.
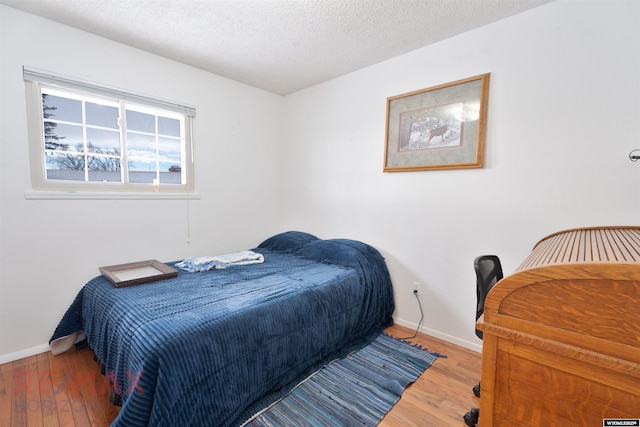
[519,226,640,270]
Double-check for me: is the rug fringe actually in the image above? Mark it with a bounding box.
[383,332,448,358]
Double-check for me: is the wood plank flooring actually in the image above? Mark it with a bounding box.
[380,325,482,426]
[0,324,481,426]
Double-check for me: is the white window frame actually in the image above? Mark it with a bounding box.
[23,67,197,200]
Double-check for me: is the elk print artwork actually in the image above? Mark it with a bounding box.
[398,103,464,151]
[384,73,490,172]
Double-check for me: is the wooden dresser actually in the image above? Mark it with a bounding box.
[477,226,640,426]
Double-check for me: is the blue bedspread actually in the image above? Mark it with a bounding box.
[50,232,395,427]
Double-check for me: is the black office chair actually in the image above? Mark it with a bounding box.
[463,255,503,427]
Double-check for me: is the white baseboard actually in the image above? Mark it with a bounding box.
[392,317,482,354]
[0,343,50,365]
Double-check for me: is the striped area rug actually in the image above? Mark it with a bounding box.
[244,333,443,426]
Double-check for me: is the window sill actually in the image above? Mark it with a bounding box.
[24,190,201,200]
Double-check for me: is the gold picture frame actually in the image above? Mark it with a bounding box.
[99,259,178,288]
[384,73,490,172]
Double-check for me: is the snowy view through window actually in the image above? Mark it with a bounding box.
[42,88,185,185]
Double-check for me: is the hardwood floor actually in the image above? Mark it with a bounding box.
[380,325,482,427]
[0,324,481,427]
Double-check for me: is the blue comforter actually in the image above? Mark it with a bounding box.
[50,232,395,426]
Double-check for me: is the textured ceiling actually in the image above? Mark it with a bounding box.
[1,0,552,95]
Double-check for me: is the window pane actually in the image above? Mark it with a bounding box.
[42,94,82,123]
[48,123,83,152]
[126,109,155,133]
[159,159,182,173]
[87,128,120,153]
[158,116,181,137]
[127,132,155,183]
[88,155,121,171]
[127,155,156,171]
[46,152,85,181]
[159,136,181,163]
[86,102,119,129]
[127,132,156,159]
[44,121,71,150]
[159,162,182,184]
[128,169,156,183]
[88,155,121,182]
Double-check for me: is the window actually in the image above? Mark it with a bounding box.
[24,67,196,197]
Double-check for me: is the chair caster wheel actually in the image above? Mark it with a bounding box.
[472,382,481,397]
[463,407,479,426]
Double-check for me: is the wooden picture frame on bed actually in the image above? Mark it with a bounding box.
[384,73,490,172]
[99,259,178,288]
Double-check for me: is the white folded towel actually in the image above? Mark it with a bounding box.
[176,250,264,272]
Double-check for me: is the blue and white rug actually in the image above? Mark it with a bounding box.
[244,333,444,426]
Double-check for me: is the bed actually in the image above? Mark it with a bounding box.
[49,231,395,427]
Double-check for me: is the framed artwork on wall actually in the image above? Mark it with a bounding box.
[384,73,490,172]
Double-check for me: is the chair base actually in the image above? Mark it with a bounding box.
[463,407,479,426]
[473,382,480,397]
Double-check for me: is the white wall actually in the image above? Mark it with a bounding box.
[1,0,639,362]
[0,6,285,361]
[281,0,640,350]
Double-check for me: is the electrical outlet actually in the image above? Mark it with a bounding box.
[412,281,420,293]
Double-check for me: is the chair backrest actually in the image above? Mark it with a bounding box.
[474,255,503,339]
